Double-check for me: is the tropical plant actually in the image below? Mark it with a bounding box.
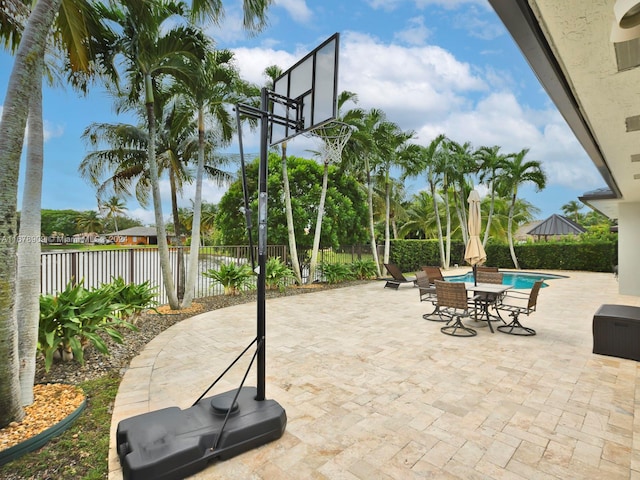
[106,277,158,321]
[349,259,378,280]
[265,257,295,292]
[203,262,254,295]
[38,281,138,372]
[498,148,547,269]
[320,262,353,284]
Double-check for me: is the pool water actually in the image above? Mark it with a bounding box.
[446,271,566,289]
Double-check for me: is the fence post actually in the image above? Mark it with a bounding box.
[70,251,78,286]
[129,248,135,283]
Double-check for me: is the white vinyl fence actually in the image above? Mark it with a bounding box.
[40,246,287,304]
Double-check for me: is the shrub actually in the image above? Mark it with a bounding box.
[349,259,377,280]
[38,281,138,371]
[106,277,158,321]
[265,257,296,291]
[203,262,254,295]
[320,262,353,284]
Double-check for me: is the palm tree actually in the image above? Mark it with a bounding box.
[307,91,357,283]
[95,0,212,309]
[342,107,385,276]
[77,210,104,233]
[100,195,126,232]
[476,145,509,247]
[561,200,584,223]
[177,49,251,307]
[370,120,417,264]
[402,135,447,267]
[0,0,82,427]
[263,64,303,284]
[499,148,547,269]
[398,190,441,239]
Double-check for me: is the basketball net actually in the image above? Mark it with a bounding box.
[305,121,353,163]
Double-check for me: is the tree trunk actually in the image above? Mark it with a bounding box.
[383,173,391,264]
[308,160,329,283]
[182,108,205,308]
[17,68,44,407]
[0,0,61,429]
[281,143,302,284]
[169,168,184,302]
[366,168,381,277]
[483,180,496,248]
[144,74,178,308]
[444,184,451,269]
[507,193,520,269]
[430,182,446,268]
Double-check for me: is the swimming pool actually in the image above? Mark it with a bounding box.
[445,271,567,289]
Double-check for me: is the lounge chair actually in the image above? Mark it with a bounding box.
[421,266,444,283]
[495,280,544,336]
[435,280,477,337]
[383,263,415,289]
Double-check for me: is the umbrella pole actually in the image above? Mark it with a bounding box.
[474,264,477,286]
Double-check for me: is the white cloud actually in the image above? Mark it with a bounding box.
[229,26,601,196]
[273,0,313,23]
[339,31,486,130]
[394,16,431,46]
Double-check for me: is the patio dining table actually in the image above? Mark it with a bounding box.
[464,281,512,333]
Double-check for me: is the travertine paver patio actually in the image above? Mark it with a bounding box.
[109,269,640,479]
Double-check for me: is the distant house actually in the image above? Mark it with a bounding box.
[107,227,159,246]
[106,227,185,246]
[526,214,585,242]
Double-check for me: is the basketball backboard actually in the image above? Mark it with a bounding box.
[269,33,339,145]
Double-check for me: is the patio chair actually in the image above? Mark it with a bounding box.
[421,266,444,283]
[435,280,477,337]
[476,265,499,273]
[383,263,415,289]
[416,270,447,322]
[472,270,505,330]
[495,280,544,336]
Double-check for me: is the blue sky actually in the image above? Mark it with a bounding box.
[0,0,605,226]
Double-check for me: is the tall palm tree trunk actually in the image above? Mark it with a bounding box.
[366,169,382,277]
[430,182,446,268]
[168,169,184,302]
[308,161,329,283]
[144,75,178,308]
[444,186,452,269]
[16,69,44,407]
[281,144,302,284]
[182,109,206,307]
[507,193,520,269]
[483,182,496,248]
[0,0,61,428]
[383,174,391,264]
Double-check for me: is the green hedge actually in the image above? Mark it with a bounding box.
[389,239,465,272]
[389,239,617,273]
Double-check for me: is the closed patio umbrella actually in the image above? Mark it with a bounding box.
[464,190,487,285]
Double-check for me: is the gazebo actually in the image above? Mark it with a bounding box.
[526,214,585,241]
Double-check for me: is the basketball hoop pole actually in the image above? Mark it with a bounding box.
[256,87,269,401]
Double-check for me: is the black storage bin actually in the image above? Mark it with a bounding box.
[593,304,640,362]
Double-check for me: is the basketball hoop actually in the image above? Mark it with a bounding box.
[305,121,354,163]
